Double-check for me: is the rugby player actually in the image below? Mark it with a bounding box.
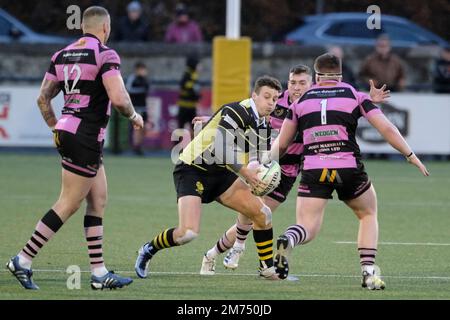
[6,6,143,290]
[272,53,429,289]
[135,76,283,280]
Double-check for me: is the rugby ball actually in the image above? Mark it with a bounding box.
[251,161,282,196]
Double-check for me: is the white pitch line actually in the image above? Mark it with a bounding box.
[1,269,449,280]
[335,241,450,246]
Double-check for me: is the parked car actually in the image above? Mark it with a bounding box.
[0,8,71,43]
[285,13,449,48]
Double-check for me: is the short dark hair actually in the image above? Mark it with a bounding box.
[186,56,199,69]
[83,6,109,21]
[135,61,147,69]
[377,33,390,42]
[289,64,312,76]
[253,75,282,94]
[314,53,342,74]
[176,3,188,16]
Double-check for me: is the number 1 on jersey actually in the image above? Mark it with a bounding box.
[320,99,327,125]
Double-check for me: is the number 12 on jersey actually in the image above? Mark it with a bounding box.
[320,99,327,125]
[63,64,81,94]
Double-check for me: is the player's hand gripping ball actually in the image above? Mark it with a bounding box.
[249,161,281,196]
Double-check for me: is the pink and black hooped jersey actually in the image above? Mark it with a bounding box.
[45,33,121,141]
[270,90,304,177]
[291,81,382,171]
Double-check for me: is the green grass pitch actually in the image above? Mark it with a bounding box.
[0,154,449,300]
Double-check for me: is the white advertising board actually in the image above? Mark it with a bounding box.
[0,86,108,147]
[357,94,450,154]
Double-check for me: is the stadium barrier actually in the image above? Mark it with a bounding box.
[0,85,449,155]
[0,85,212,150]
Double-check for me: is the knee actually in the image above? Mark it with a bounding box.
[356,208,377,220]
[55,200,82,216]
[69,202,83,215]
[86,196,107,215]
[252,204,272,229]
[294,222,319,243]
[174,229,198,245]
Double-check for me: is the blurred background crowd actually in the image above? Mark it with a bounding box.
[0,0,448,155]
[2,0,448,43]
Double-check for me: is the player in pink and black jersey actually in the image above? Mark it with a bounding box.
[6,6,143,290]
[271,53,429,289]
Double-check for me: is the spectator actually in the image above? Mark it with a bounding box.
[432,45,450,93]
[328,46,357,89]
[177,56,201,135]
[359,34,406,92]
[114,1,150,42]
[164,3,203,43]
[126,62,150,155]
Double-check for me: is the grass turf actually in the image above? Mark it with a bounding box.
[0,154,449,300]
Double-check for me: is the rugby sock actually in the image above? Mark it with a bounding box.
[84,215,108,277]
[284,224,307,248]
[235,221,253,249]
[253,228,274,268]
[207,232,233,259]
[146,228,178,255]
[358,248,377,266]
[18,209,63,269]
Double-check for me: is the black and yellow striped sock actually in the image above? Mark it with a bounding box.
[253,228,274,268]
[148,228,178,255]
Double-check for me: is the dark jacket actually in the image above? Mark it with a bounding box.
[114,16,150,42]
[177,67,201,109]
[432,58,450,93]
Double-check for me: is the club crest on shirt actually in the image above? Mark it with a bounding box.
[75,39,86,47]
[195,181,204,195]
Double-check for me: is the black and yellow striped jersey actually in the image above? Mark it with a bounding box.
[177,67,200,109]
[179,98,271,173]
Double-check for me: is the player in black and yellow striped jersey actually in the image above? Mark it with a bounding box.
[177,56,201,134]
[135,76,284,280]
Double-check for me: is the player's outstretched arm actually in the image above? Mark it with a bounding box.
[37,79,61,130]
[369,79,390,103]
[103,75,144,130]
[368,113,429,176]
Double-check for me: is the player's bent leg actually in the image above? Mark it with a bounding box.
[175,196,202,241]
[223,214,252,270]
[53,168,96,221]
[218,179,270,229]
[203,214,253,274]
[203,223,237,274]
[294,196,327,243]
[85,165,108,218]
[224,197,281,271]
[7,168,95,290]
[85,171,133,288]
[221,215,249,269]
[83,166,129,285]
[275,196,327,279]
[344,185,385,290]
[136,195,202,278]
[218,181,280,280]
[345,185,378,251]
